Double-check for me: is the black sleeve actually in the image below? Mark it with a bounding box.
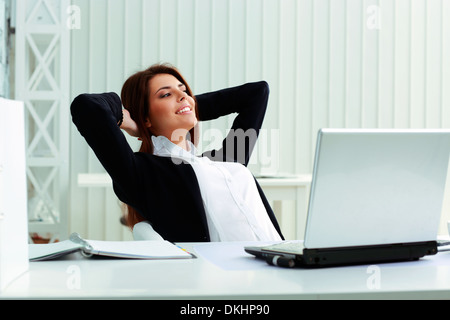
[195,81,270,166]
[70,92,142,207]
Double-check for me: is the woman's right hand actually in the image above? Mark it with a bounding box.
[120,108,140,138]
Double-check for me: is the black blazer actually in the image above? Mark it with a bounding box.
[71,81,284,242]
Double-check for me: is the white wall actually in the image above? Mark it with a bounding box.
[68,0,450,239]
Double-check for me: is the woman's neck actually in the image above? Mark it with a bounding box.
[170,136,190,152]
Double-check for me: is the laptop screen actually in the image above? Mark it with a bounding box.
[304,129,450,249]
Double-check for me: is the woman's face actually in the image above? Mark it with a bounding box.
[146,73,197,142]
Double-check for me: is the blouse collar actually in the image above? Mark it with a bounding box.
[151,135,199,162]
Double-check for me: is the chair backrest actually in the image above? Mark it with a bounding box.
[133,221,164,241]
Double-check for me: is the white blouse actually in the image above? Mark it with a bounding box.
[151,136,282,242]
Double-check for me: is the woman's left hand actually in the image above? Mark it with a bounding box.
[120,108,140,138]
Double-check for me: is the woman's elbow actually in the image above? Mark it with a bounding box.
[70,94,94,118]
[251,81,270,102]
[70,93,111,127]
[259,80,270,94]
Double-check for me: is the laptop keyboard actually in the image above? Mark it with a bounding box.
[263,241,305,254]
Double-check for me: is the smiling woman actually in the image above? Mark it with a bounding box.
[120,64,199,155]
[145,74,198,149]
[71,63,284,242]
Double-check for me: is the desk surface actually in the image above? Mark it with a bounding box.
[2,241,450,300]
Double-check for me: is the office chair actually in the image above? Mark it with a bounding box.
[133,221,164,241]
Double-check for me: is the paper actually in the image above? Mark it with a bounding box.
[194,241,278,270]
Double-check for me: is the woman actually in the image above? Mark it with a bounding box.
[71,63,283,242]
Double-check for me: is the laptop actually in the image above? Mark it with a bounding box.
[246,129,450,267]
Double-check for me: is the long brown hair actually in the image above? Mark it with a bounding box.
[120,63,198,228]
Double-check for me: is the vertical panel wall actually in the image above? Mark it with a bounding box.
[68,0,450,239]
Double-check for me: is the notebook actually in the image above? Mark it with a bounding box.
[246,129,450,267]
[29,233,194,261]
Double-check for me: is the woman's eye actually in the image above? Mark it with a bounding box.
[160,93,170,98]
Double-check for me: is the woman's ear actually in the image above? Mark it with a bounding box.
[145,118,152,128]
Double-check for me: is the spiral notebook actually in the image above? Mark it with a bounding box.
[29,233,193,261]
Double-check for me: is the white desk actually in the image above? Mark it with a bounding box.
[2,241,450,300]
